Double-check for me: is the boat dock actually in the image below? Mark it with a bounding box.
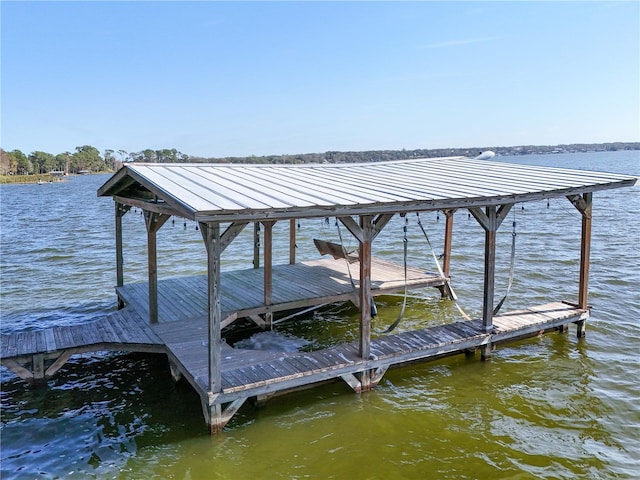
[1,157,636,433]
[1,262,587,417]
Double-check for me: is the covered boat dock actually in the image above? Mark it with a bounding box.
[2,156,636,433]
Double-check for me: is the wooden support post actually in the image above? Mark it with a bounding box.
[144,211,170,324]
[147,221,158,323]
[115,202,131,290]
[169,360,183,382]
[200,222,222,394]
[289,218,296,265]
[440,209,456,299]
[442,209,455,278]
[2,350,76,385]
[262,221,275,328]
[253,222,260,269]
[32,354,45,385]
[469,204,513,360]
[482,206,497,338]
[568,193,592,338]
[202,397,247,434]
[205,403,224,434]
[358,215,373,369]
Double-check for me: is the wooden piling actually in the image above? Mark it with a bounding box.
[144,212,170,324]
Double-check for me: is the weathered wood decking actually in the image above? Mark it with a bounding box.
[160,301,588,403]
[0,293,588,400]
[1,255,588,423]
[115,256,446,324]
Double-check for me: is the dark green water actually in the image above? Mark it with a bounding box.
[1,152,639,479]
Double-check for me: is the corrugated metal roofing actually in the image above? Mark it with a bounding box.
[98,156,638,222]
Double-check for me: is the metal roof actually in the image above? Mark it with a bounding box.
[98,157,638,222]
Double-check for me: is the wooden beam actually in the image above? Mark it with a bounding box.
[203,398,247,434]
[253,222,260,269]
[262,220,276,328]
[338,213,392,245]
[199,222,223,393]
[481,206,497,339]
[370,365,389,386]
[1,358,34,381]
[340,373,362,393]
[221,312,239,329]
[468,204,514,338]
[249,315,267,329]
[44,349,75,378]
[220,222,249,253]
[358,215,373,367]
[194,179,636,224]
[113,194,185,218]
[568,193,592,338]
[442,209,455,277]
[469,203,512,232]
[32,354,45,384]
[144,211,171,234]
[144,211,170,323]
[567,194,592,215]
[338,216,363,243]
[115,202,131,289]
[289,219,296,265]
[372,214,394,241]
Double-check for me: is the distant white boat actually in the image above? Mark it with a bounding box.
[474,151,496,160]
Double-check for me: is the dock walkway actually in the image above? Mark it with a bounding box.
[115,257,446,324]
[1,254,588,428]
[158,300,587,403]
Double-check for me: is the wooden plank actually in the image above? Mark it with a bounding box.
[52,326,72,350]
[43,328,57,353]
[34,331,46,354]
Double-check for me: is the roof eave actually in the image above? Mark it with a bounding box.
[97,165,198,220]
[193,178,638,223]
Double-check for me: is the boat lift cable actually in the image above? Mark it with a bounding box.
[335,217,377,316]
[382,216,409,334]
[416,212,472,321]
[335,218,357,292]
[493,208,517,316]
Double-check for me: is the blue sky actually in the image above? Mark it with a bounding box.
[1,1,639,158]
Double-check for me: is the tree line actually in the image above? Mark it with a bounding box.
[0,147,189,175]
[2,142,638,176]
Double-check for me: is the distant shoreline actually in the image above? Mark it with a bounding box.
[189,142,640,164]
[2,144,637,184]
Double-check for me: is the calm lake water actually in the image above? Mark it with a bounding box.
[1,152,639,479]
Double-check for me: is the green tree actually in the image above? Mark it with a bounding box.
[54,152,72,173]
[8,150,30,174]
[29,151,55,174]
[71,145,103,173]
[0,149,10,174]
[104,149,116,171]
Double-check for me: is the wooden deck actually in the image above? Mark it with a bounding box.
[115,257,447,324]
[1,256,589,430]
[155,301,588,403]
